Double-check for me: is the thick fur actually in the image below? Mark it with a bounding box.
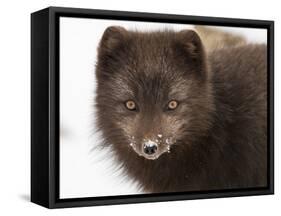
[95,26,267,193]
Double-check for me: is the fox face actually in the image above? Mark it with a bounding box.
[95,26,214,160]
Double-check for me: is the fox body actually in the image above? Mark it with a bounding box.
[95,26,267,193]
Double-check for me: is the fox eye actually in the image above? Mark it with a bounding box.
[125,100,137,111]
[167,100,178,110]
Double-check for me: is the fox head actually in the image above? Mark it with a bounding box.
[95,26,214,160]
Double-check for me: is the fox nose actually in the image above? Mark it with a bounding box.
[143,142,158,155]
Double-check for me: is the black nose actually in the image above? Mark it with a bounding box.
[143,143,158,155]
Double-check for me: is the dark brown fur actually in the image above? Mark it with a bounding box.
[95,26,267,193]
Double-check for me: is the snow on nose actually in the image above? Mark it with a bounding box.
[143,140,158,155]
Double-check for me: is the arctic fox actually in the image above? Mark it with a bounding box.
[95,26,267,193]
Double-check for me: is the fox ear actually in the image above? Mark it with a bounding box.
[176,29,205,59]
[99,26,127,52]
[175,30,207,78]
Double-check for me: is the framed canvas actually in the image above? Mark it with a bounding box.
[31,6,274,208]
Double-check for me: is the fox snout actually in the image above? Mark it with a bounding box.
[129,135,173,160]
[143,140,158,155]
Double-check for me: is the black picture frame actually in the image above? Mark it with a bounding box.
[31,6,274,209]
